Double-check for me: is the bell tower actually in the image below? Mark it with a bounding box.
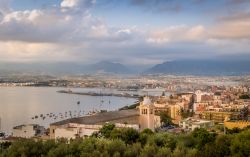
[139,97,156,131]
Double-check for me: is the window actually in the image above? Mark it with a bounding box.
[150,109,153,114]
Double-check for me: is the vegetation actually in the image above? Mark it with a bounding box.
[1,125,250,157]
[239,94,250,99]
[159,112,173,126]
[180,109,194,119]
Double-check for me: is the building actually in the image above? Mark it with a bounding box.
[12,124,45,138]
[50,97,162,140]
[179,118,214,131]
[50,109,141,139]
[195,90,202,103]
[139,97,161,131]
[224,121,250,129]
[54,123,139,140]
[201,111,242,123]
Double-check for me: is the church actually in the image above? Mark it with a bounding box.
[49,97,161,140]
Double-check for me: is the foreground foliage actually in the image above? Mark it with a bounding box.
[0,126,250,157]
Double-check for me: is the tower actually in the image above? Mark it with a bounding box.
[139,97,157,131]
[195,90,202,103]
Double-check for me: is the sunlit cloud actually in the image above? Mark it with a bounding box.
[0,0,250,64]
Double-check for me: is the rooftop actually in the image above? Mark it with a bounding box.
[51,109,139,126]
[13,124,40,130]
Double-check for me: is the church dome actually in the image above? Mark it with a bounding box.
[143,97,152,105]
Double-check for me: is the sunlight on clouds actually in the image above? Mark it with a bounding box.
[61,0,80,8]
[0,42,80,61]
[211,20,250,39]
[146,25,206,44]
[2,10,43,23]
[0,0,250,63]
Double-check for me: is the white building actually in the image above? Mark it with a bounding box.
[54,123,139,140]
[179,118,214,131]
[50,109,141,140]
[12,124,45,138]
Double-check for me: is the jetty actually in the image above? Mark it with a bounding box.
[57,90,140,98]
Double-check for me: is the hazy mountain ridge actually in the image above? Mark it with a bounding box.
[90,61,132,74]
[0,61,133,75]
[1,60,250,76]
[146,60,250,75]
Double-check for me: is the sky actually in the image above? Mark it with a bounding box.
[0,0,250,65]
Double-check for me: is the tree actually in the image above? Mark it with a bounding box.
[230,129,250,157]
[120,128,139,144]
[110,128,139,144]
[192,128,216,149]
[180,108,194,119]
[172,146,186,157]
[159,112,173,126]
[139,145,157,157]
[148,133,176,151]
[105,139,126,157]
[141,128,154,135]
[214,135,232,157]
[177,134,196,148]
[239,94,250,99]
[155,147,171,157]
[124,143,141,157]
[99,123,115,138]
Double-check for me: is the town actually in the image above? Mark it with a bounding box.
[1,75,249,141]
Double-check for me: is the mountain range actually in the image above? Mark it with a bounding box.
[1,60,250,76]
[146,60,250,75]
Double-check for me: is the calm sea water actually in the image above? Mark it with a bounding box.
[0,87,137,133]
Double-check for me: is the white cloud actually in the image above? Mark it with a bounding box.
[146,25,206,44]
[0,0,250,64]
[60,0,95,12]
[61,0,80,8]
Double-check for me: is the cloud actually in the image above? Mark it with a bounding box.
[0,0,250,64]
[0,9,75,43]
[60,0,95,12]
[211,12,250,39]
[146,25,206,44]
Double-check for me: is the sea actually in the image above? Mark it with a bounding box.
[0,87,138,133]
[0,87,166,134]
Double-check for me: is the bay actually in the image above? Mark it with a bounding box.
[0,87,137,133]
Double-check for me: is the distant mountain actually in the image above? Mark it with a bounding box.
[146,60,250,75]
[0,62,86,75]
[0,61,133,75]
[2,60,250,76]
[90,61,132,74]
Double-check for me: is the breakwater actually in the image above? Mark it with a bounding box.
[57,90,140,98]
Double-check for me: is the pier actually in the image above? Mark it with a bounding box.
[57,90,140,98]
